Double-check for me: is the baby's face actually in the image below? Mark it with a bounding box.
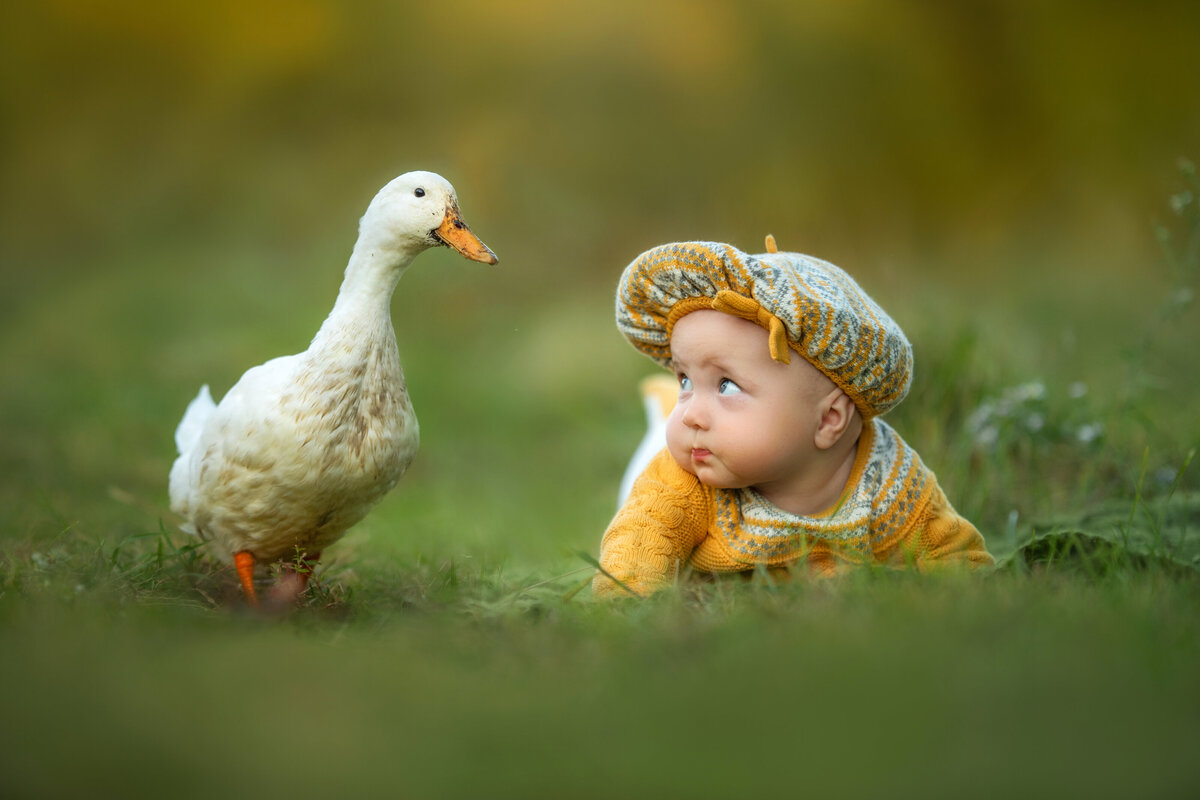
[666,310,830,498]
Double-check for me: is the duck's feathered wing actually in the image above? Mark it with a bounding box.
[168,384,216,532]
[167,355,299,536]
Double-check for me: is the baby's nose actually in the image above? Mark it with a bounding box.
[681,397,709,429]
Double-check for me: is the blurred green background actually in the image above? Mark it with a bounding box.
[2,2,1199,797]
[2,0,1198,544]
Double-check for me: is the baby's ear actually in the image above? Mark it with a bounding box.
[815,390,857,450]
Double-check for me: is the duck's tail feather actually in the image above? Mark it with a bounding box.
[174,385,215,455]
[169,386,216,531]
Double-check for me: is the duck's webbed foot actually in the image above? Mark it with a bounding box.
[233,550,259,607]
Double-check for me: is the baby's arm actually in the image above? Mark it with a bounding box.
[897,484,994,569]
[593,450,709,598]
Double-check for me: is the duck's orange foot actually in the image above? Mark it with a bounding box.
[233,550,259,607]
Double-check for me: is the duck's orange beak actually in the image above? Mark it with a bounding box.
[434,203,498,265]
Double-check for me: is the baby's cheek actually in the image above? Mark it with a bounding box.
[664,423,695,475]
[670,453,696,476]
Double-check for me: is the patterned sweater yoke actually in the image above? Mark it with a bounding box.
[693,418,935,569]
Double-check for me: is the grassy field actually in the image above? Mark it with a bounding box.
[1,169,1197,798]
[3,4,1200,797]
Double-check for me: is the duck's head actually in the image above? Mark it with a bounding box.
[360,171,498,265]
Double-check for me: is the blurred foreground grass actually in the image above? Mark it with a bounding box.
[3,570,1199,798]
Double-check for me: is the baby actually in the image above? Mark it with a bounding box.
[593,239,993,598]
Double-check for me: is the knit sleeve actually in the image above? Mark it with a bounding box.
[592,449,710,599]
[891,482,994,569]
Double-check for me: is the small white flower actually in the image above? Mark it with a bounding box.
[965,403,994,433]
[1025,413,1045,432]
[1068,382,1088,399]
[1155,467,1179,487]
[975,426,999,447]
[1170,189,1193,215]
[1014,382,1046,402]
[1076,423,1103,444]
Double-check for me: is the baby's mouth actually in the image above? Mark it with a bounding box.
[691,448,712,462]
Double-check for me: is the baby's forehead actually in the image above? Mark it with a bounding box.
[669,310,768,356]
[670,310,833,386]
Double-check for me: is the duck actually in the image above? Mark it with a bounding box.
[168,171,497,607]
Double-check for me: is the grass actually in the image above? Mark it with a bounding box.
[1,164,1198,798]
[2,565,1199,798]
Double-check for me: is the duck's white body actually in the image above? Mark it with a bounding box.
[168,307,415,564]
[169,171,496,601]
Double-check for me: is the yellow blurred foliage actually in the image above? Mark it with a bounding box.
[0,0,1197,293]
[45,0,336,89]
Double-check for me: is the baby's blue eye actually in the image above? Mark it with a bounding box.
[678,376,693,392]
[719,379,742,395]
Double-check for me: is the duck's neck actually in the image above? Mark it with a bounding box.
[312,237,421,350]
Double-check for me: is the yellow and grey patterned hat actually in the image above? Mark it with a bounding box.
[616,238,912,418]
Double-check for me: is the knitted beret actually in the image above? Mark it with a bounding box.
[615,239,912,417]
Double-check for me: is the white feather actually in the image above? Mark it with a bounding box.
[173,384,215,454]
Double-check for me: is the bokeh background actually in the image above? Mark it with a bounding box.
[4,0,1200,569]
[3,2,1200,797]
[3,0,1199,569]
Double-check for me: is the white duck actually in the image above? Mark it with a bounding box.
[169,171,497,607]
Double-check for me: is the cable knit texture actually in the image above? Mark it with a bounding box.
[594,418,993,598]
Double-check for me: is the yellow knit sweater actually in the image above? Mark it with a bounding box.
[594,418,993,598]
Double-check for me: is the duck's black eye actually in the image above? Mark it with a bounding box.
[414,187,425,198]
